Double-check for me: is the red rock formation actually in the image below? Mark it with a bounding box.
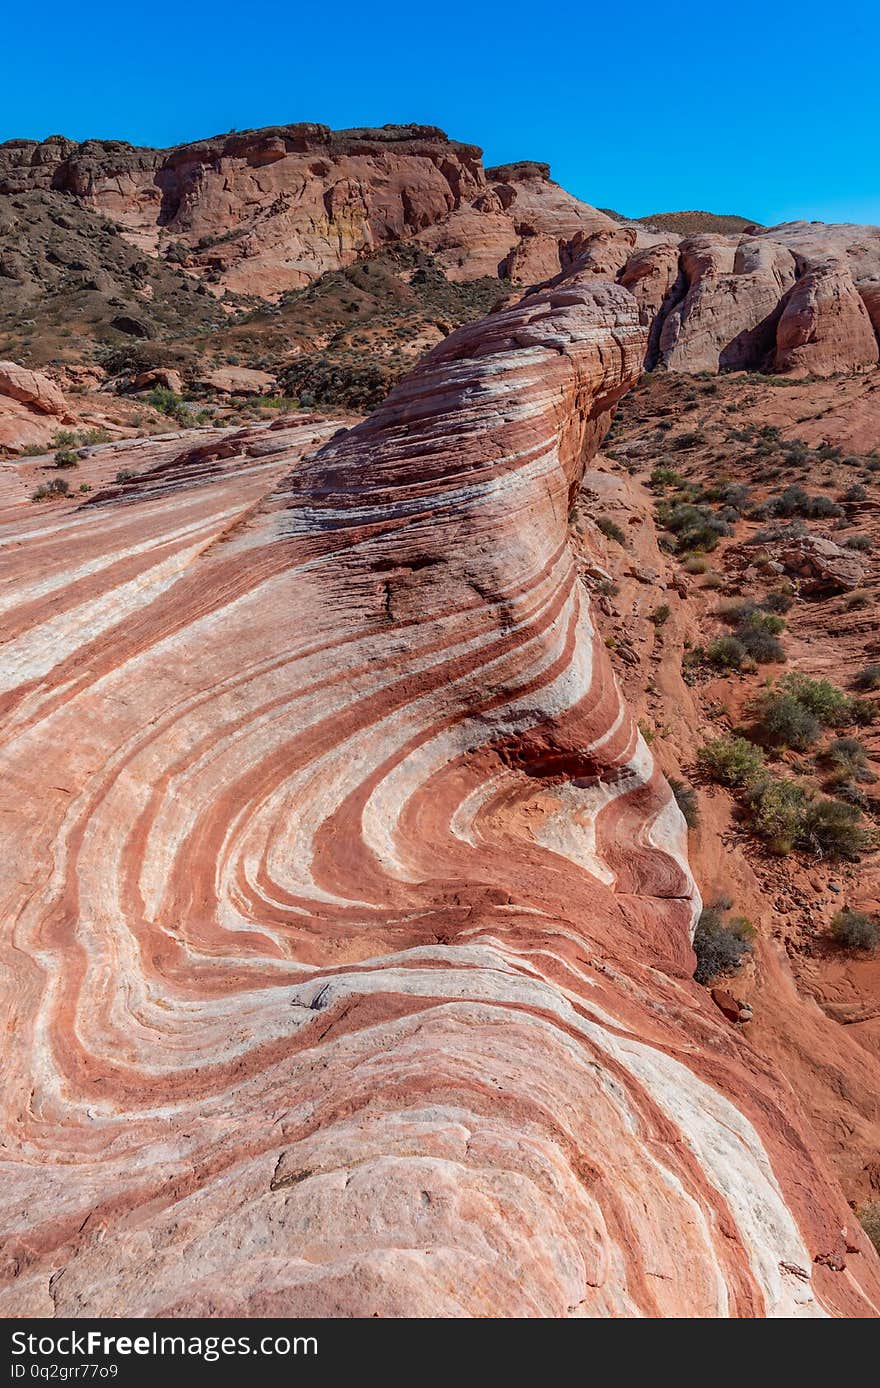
[626,222,880,376]
[1,278,879,1318]
[0,127,620,300]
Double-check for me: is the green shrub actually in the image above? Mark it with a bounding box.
[751,673,852,748]
[844,533,872,552]
[733,609,785,663]
[779,672,852,726]
[669,777,699,828]
[746,777,812,855]
[649,465,681,489]
[830,909,880,951]
[706,635,747,670]
[761,588,793,614]
[658,501,730,553]
[751,691,821,749]
[692,906,754,984]
[54,448,79,469]
[746,776,872,858]
[826,736,872,785]
[683,554,709,574]
[597,517,627,545]
[697,736,765,787]
[651,604,671,627]
[853,664,880,692]
[30,477,71,503]
[115,469,136,484]
[804,797,873,858]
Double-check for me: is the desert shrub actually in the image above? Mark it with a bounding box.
[115,469,136,484]
[77,426,111,446]
[751,691,821,749]
[826,736,872,784]
[830,909,880,951]
[692,906,754,984]
[706,635,747,670]
[668,777,699,828]
[844,533,872,552]
[697,736,765,787]
[852,699,880,727]
[745,777,812,855]
[842,483,867,502]
[683,554,709,574]
[803,797,873,858]
[51,429,78,448]
[651,604,671,627]
[145,386,189,421]
[761,588,793,614]
[860,1203,880,1254]
[650,465,681,489]
[853,664,880,692]
[672,430,706,450]
[658,501,730,552]
[777,672,852,727]
[597,517,627,545]
[752,673,852,747]
[738,623,785,664]
[747,774,871,858]
[30,477,71,503]
[730,608,785,663]
[53,448,79,469]
[750,519,807,544]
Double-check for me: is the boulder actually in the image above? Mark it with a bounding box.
[0,360,67,415]
[201,366,276,395]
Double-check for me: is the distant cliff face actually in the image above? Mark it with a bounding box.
[2,269,879,1316]
[0,124,619,298]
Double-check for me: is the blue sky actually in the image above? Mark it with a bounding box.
[3,0,878,227]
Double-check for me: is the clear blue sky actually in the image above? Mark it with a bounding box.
[3,0,879,227]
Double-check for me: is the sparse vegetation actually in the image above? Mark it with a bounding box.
[830,909,880,952]
[692,905,754,984]
[697,736,765,787]
[706,635,748,670]
[596,516,627,545]
[854,664,880,692]
[750,674,852,748]
[31,477,71,502]
[859,1203,880,1254]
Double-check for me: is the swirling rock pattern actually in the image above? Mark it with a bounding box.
[2,278,879,1318]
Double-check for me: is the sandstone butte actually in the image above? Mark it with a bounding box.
[3,125,879,378]
[3,266,880,1318]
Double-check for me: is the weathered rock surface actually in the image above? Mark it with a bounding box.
[0,126,623,300]
[200,365,276,395]
[0,360,67,415]
[0,360,73,451]
[629,222,880,376]
[2,276,878,1318]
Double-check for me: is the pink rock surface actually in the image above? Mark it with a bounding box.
[0,360,67,415]
[1,281,878,1318]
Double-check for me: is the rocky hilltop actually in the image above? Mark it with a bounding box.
[2,123,879,407]
[2,264,879,1316]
